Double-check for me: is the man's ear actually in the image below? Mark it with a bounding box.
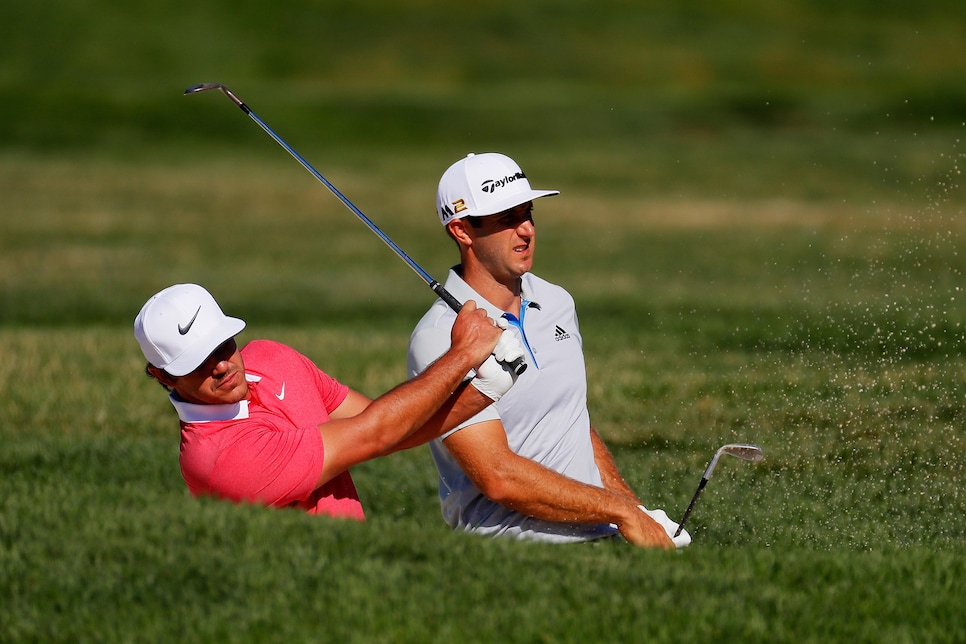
[147,364,178,388]
[447,219,473,246]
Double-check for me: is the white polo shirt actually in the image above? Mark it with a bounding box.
[408,268,618,543]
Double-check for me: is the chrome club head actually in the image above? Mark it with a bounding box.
[703,443,764,479]
[674,443,765,538]
[184,83,247,110]
[184,83,226,95]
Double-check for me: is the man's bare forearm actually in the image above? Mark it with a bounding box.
[590,427,641,502]
[461,446,638,526]
[388,383,493,453]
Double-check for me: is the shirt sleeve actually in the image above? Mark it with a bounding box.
[408,315,500,440]
[408,325,456,377]
[314,362,350,414]
[284,349,349,414]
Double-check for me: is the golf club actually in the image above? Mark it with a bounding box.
[184,82,526,375]
[674,443,764,537]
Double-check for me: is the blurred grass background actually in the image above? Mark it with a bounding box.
[3,0,965,326]
[1,0,965,641]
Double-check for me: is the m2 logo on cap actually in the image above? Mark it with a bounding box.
[480,172,526,194]
[451,199,467,213]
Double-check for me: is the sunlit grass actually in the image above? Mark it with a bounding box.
[2,0,965,636]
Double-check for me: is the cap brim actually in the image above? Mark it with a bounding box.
[469,189,559,218]
[164,316,246,376]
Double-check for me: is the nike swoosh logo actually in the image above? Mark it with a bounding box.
[275,383,286,401]
[178,306,202,335]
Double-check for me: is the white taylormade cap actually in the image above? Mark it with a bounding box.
[436,152,559,225]
[134,283,246,376]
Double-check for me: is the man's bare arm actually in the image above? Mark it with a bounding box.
[443,420,672,548]
[388,383,494,452]
[589,426,641,502]
[315,302,500,486]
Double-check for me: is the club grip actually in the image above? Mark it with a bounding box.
[506,355,527,376]
[434,283,528,376]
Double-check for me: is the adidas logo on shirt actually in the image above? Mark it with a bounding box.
[554,325,571,341]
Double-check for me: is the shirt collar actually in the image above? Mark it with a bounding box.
[169,373,261,423]
[444,267,541,317]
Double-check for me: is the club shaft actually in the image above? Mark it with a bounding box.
[674,477,707,537]
[244,105,487,338]
[186,84,524,374]
[232,96,440,291]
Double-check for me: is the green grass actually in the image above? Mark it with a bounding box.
[2,160,964,640]
[2,0,965,641]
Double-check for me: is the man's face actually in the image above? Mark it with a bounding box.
[159,337,248,405]
[466,201,536,281]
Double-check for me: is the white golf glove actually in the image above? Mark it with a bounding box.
[638,505,692,549]
[470,320,525,402]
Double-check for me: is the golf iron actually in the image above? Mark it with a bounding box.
[674,443,764,537]
[184,83,526,375]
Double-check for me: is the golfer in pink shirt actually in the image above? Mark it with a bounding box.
[135,283,522,519]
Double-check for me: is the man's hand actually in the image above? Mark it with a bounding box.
[448,300,504,370]
[637,506,691,549]
[471,320,525,401]
[616,503,677,550]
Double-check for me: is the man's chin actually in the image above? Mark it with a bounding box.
[225,382,249,403]
[210,382,248,405]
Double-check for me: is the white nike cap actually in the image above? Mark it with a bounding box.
[134,283,246,377]
[436,152,559,225]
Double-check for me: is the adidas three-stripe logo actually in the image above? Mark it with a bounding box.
[554,325,571,341]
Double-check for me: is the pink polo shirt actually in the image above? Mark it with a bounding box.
[174,339,365,520]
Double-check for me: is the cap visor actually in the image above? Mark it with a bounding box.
[164,317,246,376]
[471,189,559,218]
